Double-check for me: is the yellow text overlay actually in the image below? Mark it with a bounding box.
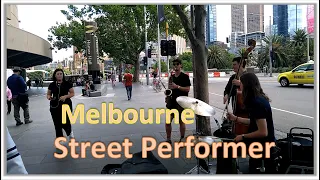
[62,103,195,125]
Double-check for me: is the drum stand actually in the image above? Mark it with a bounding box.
[186,115,211,174]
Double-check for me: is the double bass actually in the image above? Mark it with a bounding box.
[224,39,256,136]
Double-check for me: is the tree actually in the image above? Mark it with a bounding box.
[178,52,193,71]
[207,45,226,69]
[172,5,211,136]
[48,5,186,82]
[153,61,167,72]
[261,35,288,68]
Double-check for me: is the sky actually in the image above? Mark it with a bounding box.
[17,4,302,62]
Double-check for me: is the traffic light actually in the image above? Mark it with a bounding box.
[143,56,148,66]
[226,37,229,43]
[160,40,168,56]
[148,49,151,58]
[167,40,176,56]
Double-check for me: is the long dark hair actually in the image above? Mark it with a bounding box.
[52,68,66,82]
[240,73,270,108]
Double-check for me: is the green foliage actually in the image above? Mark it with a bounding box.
[64,69,72,75]
[27,71,43,80]
[153,61,167,72]
[207,45,233,69]
[48,5,186,81]
[258,29,312,69]
[178,52,193,71]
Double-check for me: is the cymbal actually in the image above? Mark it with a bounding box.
[176,96,215,117]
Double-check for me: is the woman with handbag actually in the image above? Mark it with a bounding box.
[47,69,75,150]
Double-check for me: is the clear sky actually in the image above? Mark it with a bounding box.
[17,4,305,62]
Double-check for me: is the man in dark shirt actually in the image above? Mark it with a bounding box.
[223,57,247,111]
[165,58,191,144]
[7,67,32,126]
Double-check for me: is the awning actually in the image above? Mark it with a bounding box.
[7,49,52,68]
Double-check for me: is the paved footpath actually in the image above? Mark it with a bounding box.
[6,81,286,174]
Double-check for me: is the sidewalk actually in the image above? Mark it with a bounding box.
[6,81,284,174]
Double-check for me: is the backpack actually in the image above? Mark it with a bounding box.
[101,151,168,174]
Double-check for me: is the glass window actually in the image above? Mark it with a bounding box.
[294,64,309,72]
[307,64,314,71]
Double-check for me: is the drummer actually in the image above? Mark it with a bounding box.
[227,73,276,173]
[165,58,191,144]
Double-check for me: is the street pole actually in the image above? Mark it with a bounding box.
[157,5,161,79]
[244,5,247,46]
[144,5,150,85]
[269,15,273,77]
[166,22,169,76]
[306,27,310,61]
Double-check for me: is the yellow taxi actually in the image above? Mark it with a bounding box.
[277,61,314,87]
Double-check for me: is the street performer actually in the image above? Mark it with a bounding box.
[164,58,191,144]
[227,73,277,174]
[223,56,247,111]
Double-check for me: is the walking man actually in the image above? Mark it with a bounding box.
[123,70,133,100]
[7,67,32,126]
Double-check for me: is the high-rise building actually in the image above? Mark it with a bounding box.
[273,5,289,37]
[231,5,245,33]
[247,5,264,33]
[288,5,303,36]
[205,5,217,46]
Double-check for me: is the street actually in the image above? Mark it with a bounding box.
[205,77,315,133]
[6,78,315,174]
[146,75,315,134]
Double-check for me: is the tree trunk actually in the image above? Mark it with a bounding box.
[173,5,211,136]
[118,63,123,82]
[133,54,140,82]
[194,5,211,136]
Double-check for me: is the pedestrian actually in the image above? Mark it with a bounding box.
[7,86,12,115]
[6,127,28,174]
[111,73,116,87]
[7,67,32,126]
[47,68,75,152]
[123,69,133,100]
[35,78,39,89]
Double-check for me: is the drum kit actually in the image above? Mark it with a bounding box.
[176,96,235,174]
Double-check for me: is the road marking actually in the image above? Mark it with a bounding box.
[271,107,314,119]
[209,92,223,97]
[209,92,314,119]
[105,93,115,97]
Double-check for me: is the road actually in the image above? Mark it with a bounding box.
[145,76,315,134]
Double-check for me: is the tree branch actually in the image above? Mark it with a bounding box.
[172,5,197,48]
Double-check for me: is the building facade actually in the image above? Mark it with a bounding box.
[246,5,264,33]
[288,5,304,36]
[307,5,314,34]
[205,5,217,46]
[6,5,52,69]
[235,31,265,47]
[273,5,289,37]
